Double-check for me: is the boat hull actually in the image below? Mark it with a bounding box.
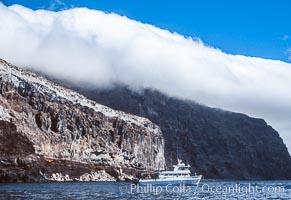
[139,175,202,185]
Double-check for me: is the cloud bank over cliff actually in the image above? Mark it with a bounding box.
[0,3,291,151]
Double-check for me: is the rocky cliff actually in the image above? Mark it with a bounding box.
[65,86,291,180]
[0,59,165,182]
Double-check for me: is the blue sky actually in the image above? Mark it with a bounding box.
[2,0,291,62]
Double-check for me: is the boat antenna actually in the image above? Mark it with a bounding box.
[176,146,181,163]
[176,146,179,162]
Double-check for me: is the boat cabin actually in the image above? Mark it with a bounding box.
[158,159,191,178]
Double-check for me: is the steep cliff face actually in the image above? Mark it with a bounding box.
[66,86,291,180]
[0,59,165,182]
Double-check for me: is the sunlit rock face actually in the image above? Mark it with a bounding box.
[0,58,165,182]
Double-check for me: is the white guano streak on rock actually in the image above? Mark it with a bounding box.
[0,105,11,121]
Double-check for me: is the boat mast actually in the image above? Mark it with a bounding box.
[150,134,152,171]
[176,147,179,162]
[176,146,181,163]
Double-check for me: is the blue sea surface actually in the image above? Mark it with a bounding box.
[0,180,290,199]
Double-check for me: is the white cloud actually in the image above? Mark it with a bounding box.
[0,3,291,152]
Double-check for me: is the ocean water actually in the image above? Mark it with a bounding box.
[0,180,290,199]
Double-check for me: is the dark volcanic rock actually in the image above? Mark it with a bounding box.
[64,86,291,180]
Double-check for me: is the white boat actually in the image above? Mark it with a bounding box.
[139,159,202,185]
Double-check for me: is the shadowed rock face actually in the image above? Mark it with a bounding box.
[64,86,291,180]
[0,59,165,182]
